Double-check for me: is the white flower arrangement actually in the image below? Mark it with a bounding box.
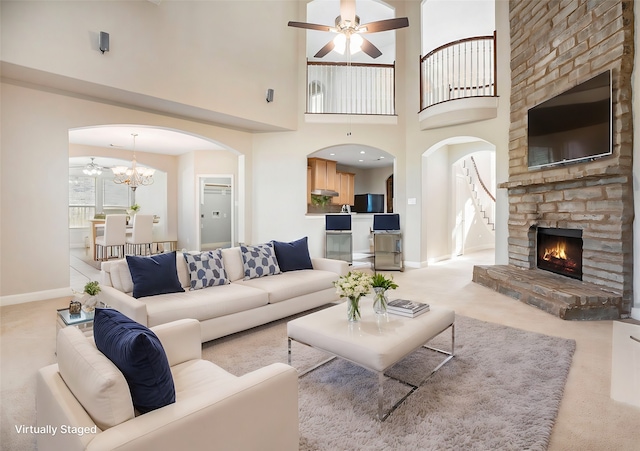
[334,271,373,299]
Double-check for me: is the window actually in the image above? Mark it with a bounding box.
[69,176,96,228]
[103,180,129,208]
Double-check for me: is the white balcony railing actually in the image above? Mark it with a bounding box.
[420,32,497,111]
[307,61,396,115]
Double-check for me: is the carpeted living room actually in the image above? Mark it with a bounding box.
[2,1,640,450]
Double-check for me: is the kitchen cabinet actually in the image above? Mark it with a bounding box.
[332,172,355,206]
[308,158,337,191]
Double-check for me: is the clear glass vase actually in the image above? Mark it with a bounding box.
[373,287,388,315]
[347,296,362,322]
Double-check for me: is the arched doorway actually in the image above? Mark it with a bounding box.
[423,137,496,263]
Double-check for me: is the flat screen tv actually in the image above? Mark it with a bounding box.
[353,194,384,213]
[373,214,400,231]
[527,70,612,170]
[325,214,352,231]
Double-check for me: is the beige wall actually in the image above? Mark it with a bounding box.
[1,0,298,131]
[0,81,252,300]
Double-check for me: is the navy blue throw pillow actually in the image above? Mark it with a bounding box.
[272,237,314,272]
[126,251,184,299]
[93,308,175,414]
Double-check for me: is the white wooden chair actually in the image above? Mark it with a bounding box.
[94,214,127,261]
[126,214,154,256]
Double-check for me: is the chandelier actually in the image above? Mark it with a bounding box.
[83,158,102,176]
[112,133,155,191]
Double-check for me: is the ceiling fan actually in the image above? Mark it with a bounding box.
[288,0,409,59]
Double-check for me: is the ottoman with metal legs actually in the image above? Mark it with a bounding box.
[287,299,455,421]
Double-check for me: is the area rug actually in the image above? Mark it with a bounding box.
[203,312,576,451]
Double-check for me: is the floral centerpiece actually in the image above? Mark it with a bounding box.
[371,273,399,314]
[127,203,141,217]
[334,271,373,322]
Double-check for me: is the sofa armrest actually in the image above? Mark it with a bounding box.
[99,286,148,326]
[86,363,299,451]
[312,257,349,276]
[151,319,202,366]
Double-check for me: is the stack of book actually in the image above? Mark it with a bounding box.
[387,299,430,318]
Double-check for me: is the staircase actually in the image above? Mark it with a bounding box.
[462,157,495,231]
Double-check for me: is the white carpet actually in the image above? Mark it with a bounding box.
[203,310,576,451]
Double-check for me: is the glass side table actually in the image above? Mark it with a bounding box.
[56,308,95,337]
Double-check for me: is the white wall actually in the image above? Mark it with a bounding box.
[0,82,252,302]
[422,0,495,53]
[1,0,298,131]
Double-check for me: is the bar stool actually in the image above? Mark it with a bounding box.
[126,214,154,256]
[94,214,127,261]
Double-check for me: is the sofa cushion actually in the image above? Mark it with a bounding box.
[142,283,270,327]
[126,251,185,299]
[272,237,313,272]
[171,359,236,401]
[93,308,176,414]
[221,247,245,282]
[183,250,229,290]
[235,269,338,304]
[240,243,281,280]
[56,326,134,430]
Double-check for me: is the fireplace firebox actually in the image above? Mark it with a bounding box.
[536,227,583,280]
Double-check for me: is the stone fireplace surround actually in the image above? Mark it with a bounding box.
[473,0,634,320]
[473,168,632,320]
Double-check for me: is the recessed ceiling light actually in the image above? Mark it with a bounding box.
[358,159,364,162]
[360,151,365,154]
[330,153,335,156]
[379,156,385,159]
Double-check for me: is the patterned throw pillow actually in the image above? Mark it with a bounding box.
[183,250,229,290]
[240,242,281,280]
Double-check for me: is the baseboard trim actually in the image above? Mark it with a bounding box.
[1,287,72,307]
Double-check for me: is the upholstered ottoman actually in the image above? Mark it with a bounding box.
[287,298,455,420]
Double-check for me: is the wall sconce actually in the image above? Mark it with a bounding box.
[99,32,109,54]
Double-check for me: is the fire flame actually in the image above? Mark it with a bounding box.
[543,240,567,261]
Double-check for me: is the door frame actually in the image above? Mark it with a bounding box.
[196,174,235,250]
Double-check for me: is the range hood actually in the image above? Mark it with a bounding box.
[311,189,339,197]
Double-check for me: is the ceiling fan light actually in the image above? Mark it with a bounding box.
[333,33,346,54]
[350,33,363,54]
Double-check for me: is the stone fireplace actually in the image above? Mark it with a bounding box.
[472,0,634,320]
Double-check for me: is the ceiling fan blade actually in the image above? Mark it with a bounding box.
[359,17,409,33]
[314,40,336,58]
[288,21,332,32]
[340,0,356,23]
[360,37,382,59]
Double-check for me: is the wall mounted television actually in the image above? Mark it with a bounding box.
[527,70,612,170]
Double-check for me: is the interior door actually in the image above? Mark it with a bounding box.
[199,176,233,251]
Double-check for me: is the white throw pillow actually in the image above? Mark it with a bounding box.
[57,327,134,430]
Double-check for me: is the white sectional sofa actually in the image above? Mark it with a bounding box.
[100,245,349,342]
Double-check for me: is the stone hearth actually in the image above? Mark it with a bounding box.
[473,265,622,320]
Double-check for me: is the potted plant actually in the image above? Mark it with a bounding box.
[127,203,141,217]
[82,281,101,312]
[371,273,398,314]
